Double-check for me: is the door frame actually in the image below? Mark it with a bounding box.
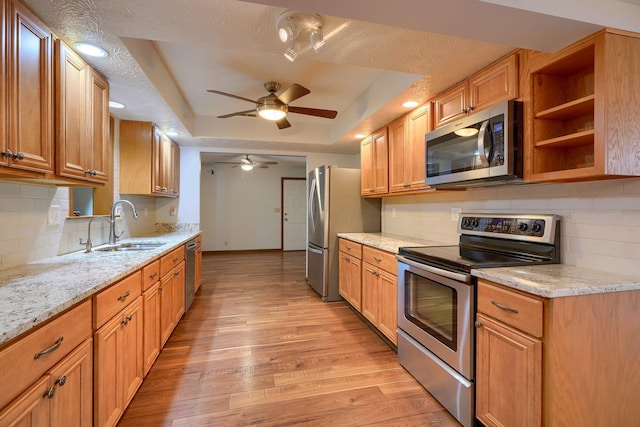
[281,177,306,251]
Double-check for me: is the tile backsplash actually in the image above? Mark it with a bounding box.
[383,177,640,277]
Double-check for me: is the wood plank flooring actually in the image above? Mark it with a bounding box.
[117,250,459,426]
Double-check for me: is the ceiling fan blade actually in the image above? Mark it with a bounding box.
[254,161,278,166]
[217,109,257,119]
[275,117,291,129]
[207,90,258,104]
[288,106,338,119]
[277,83,310,105]
[214,161,241,165]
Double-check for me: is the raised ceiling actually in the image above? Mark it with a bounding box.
[20,0,640,162]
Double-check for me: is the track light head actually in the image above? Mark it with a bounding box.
[276,10,324,60]
[310,28,325,52]
[284,40,297,62]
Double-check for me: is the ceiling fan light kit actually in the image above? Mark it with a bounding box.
[275,10,324,61]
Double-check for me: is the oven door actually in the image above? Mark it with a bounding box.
[397,256,475,380]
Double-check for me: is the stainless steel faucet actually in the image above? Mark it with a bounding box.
[80,217,110,252]
[109,200,139,245]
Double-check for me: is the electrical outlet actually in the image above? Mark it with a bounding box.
[170,207,177,216]
[451,207,462,221]
[47,205,60,225]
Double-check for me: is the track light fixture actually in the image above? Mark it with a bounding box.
[275,10,324,62]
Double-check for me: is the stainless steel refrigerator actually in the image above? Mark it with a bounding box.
[307,165,381,301]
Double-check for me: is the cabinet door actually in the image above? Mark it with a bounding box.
[171,262,185,325]
[361,263,379,325]
[0,375,50,427]
[476,313,542,427]
[339,252,362,311]
[360,135,374,195]
[388,116,408,192]
[0,0,8,168]
[406,103,432,190]
[371,128,389,195]
[7,0,53,173]
[152,130,165,195]
[142,282,161,376]
[469,54,518,114]
[338,252,350,301]
[49,339,93,427]
[377,270,398,345]
[169,140,180,196]
[159,273,176,347]
[433,81,468,128]
[120,298,143,409]
[94,313,123,427]
[55,40,87,180]
[86,67,110,182]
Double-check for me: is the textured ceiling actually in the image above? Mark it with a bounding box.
[20,0,638,160]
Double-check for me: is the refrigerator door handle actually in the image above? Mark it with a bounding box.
[308,245,324,255]
[308,178,317,233]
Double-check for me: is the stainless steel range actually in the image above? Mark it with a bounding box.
[396,213,561,427]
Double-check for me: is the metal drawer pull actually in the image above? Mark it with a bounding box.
[121,314,133,326]
[43,387,56,399]
[34,336,64,359]
[475,320,483,328]
[55,376,67,387]
[374,257,382,263]
[491,300,519,313]
[149,272,158,279]
[174,270,180,276]
[118,291,131,301]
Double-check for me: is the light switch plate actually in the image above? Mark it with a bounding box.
[451,207,462,221]
[47,205,60,225]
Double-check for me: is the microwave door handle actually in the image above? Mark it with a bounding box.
[477,120,491,167]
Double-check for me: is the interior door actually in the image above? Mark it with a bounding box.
[282,178,306,251]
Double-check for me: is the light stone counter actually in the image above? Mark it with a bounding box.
[337,232,446,254]
[0,232,199,346]
[472,264,640,298]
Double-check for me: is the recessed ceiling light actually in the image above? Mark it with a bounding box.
[402,101,419,108]
[74,42,108,58]
[355,133,366,139]
[108,101,125,109]
[165,131,178,137]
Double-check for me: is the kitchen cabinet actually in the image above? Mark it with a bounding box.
[0,338,93,427]
[338,238,363,311]
[475,279,640,426]
[1,0,53,175]
[159,246,186,347]
[434,54,518,128]
[55,40,110,183]
[389,103,433,194]
[527,29,640,182]
[360,127,388,197]
[142,260,161,376]
[361,246,398,345]
[93,272,143,427]
[119,120,180,198]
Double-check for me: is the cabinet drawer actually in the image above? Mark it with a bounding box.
[362,246,397,274]
[478,280,543,337]
[339,239,362,259]
[161,245,185,278]
[0,300,92,409]
[94,271,142,329]
[142,260,160,291]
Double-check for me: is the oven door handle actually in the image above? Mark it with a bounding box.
[396,255,471,284]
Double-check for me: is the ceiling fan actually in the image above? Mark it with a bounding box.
[207,81,338,129]
[214,155,278,171]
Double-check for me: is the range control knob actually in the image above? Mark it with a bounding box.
[462,217,472,229]
[518,222,528,232]
[470,218,479,228]
[532,223,543,233]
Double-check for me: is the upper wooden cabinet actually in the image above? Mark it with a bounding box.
[1,0,54,174]
[527,29,640,182]
[360,127,388,197]
[119,120,180,198]
[389,103,433,194]
[434,54,519,128]
[55,40,110,183]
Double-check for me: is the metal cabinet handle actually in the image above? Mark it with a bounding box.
[0,149,12,158]
[475,320,483,328]
[346,246,352,251]
[373,257,382,263]
[117,291,131,301]
[14,151,25,160]
[55,376,67,387]
[403,183,410,188]
[121,314,133,326]
[43,387,56,399]
[368,189,375,193]
[149,272,158,279]
[158,286,164,291]
[173,257,179,262]
[34,336,64,359]
[174,271,180,276]
[491,300,519,313]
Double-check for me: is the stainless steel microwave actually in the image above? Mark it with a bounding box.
[425,100,523,188]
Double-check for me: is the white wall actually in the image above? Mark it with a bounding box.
[200,163,305,251]
[307,152,359,171]
[382,178,640,277]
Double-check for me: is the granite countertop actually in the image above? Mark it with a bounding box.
[337,232,446,254]
[473,264,640,298]
[0,232,199,346]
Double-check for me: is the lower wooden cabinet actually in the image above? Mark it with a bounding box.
[142,282,161,376]
[94,297,143,427]
[160,261,185,347]
[0,338,93,427]
[339,251,362,310]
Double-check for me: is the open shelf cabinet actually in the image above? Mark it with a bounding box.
[527,29,640,182]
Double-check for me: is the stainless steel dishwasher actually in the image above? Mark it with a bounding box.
[185,237,199,312]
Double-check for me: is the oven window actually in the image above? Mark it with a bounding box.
[405,271,457,350]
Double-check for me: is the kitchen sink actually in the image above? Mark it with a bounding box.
[94,242,165,252]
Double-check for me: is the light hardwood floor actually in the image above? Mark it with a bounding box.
[117,250,459,426]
